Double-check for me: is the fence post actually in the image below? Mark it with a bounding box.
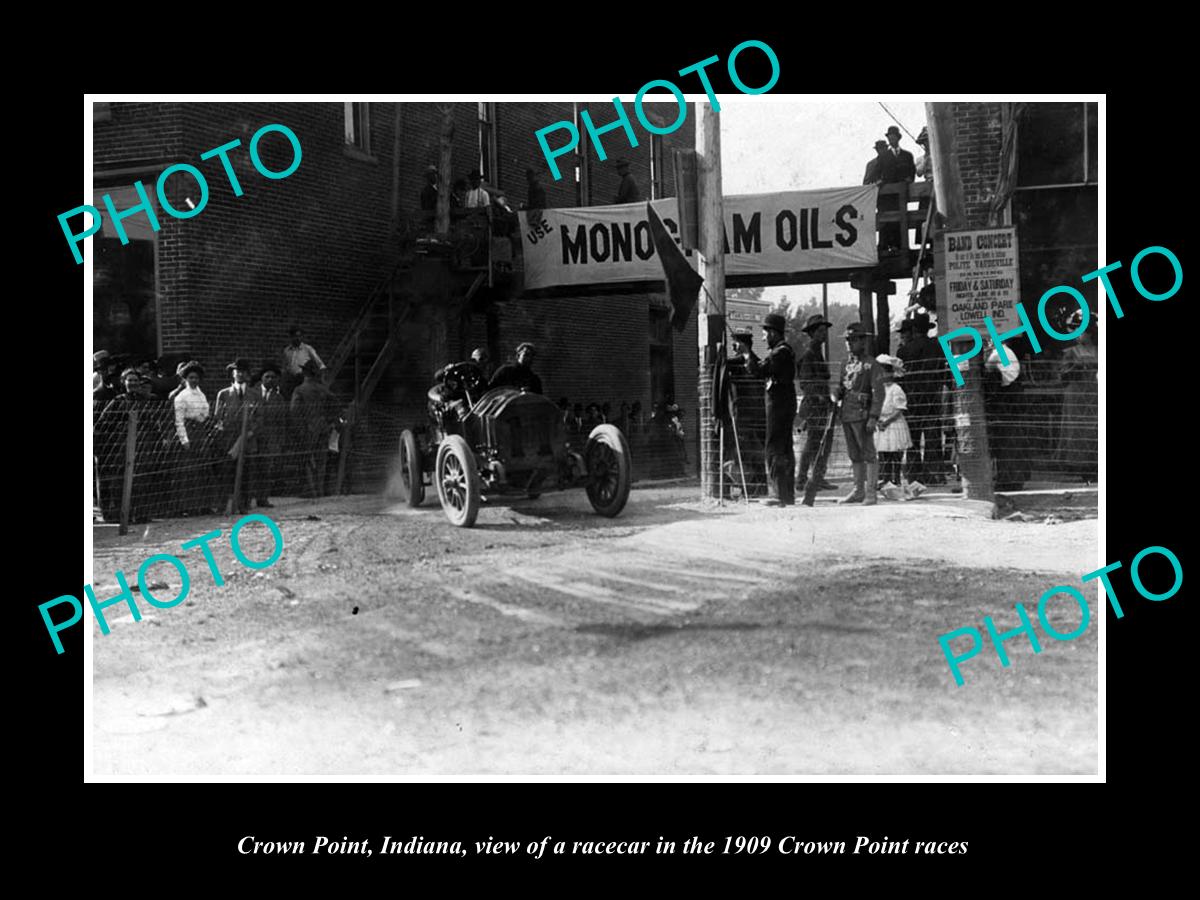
[335,411,353,495]
[119,409,137,535]
[231,401,251,516]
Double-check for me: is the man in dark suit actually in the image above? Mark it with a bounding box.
[522,168,548,211]
[885,125,916,182]
[213,357,255,513]
[420,165,439,211]
[738,313,798,506]
[248,362,288,508]
[863,140,890,185]
[614,158,642,204]
[291,360,341,498]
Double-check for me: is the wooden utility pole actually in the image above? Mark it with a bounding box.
[875,280,896,355]
[436,105,454,235]
[390,103,403,236]
[927,102,993,501]
[119,410,137,535]
[695,104,725,500]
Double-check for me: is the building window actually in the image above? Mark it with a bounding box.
[650,135,665,199]
[344,102,371,154]
[1016,102,1097,189]
[573,103,590,206]
[1013,101,1099,358]
[478,102,497,185]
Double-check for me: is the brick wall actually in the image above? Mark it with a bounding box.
[949,102,1004,227]
[94,100,701,467]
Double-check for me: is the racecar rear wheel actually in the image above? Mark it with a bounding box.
[399,429,424,507]
[435,435,481,527]
[585,425,631,518]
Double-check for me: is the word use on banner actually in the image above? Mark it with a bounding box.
[519,187,878,291]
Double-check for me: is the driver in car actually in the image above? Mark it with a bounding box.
[489,341,543,394]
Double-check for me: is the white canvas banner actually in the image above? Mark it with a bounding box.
[519,186,878,290]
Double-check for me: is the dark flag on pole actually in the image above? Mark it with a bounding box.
[646,202,704,332]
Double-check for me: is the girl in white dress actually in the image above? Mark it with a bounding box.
[874,355,912,495]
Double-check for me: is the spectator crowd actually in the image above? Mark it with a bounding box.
[93,326,345,524]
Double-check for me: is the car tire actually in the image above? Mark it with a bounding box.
[435,435,481,527]
[399,429,424,507]
[585,424,632,518]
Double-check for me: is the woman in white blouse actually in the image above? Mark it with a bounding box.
[173,362,210,448]
[172,361,216,514]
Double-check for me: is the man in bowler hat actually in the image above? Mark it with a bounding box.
[863,140,891,185]
[795,314,838,494]
[884,125,916,182]
[737,312,797,506]
[836,322,886,504]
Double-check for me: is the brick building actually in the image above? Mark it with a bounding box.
[91,101,698,483]
[936,101,1099,484]
[944,101,1098,312]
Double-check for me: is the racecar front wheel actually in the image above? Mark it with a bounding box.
[435,435,481,527]
[585,425,632,518]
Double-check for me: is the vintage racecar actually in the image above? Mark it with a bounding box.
[397,361,631,527]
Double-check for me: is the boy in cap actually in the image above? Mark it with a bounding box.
[737,312,797,506]
[836,322,886,505]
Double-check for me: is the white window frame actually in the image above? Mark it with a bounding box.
[1014,102,1097,192]
[344,102,372,156]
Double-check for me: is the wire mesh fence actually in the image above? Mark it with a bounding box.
[93,387,694,525]
[717,356,1097,498]
[93,355,1094,523]
[93,392,349,526]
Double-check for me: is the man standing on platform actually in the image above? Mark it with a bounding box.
[795,314,838,494]
[738,313,797,507]
[282,325,326,399]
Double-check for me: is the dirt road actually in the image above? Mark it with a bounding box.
[90,486,1097,776]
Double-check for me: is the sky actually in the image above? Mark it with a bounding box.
[718,98,928,314]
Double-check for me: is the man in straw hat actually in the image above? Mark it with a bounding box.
[795,314,839,494]
[836,322,886,505]
[737,312,797,506]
